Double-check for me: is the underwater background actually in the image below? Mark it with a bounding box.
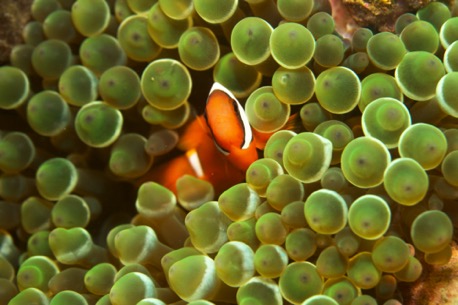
[0,0,458,304]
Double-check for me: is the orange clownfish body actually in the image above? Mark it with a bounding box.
[138,82,257,194]
[204,82,258,172]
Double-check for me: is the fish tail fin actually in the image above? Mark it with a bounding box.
[253,112,301,149]
[282,112,302,133]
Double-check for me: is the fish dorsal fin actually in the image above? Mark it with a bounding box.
[205,82,253,154]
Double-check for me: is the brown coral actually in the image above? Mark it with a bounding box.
[343,0,454,32]
[0,0,33,64]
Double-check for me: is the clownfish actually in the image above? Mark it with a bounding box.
[202,82,258,171]
[137,82,298,195]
